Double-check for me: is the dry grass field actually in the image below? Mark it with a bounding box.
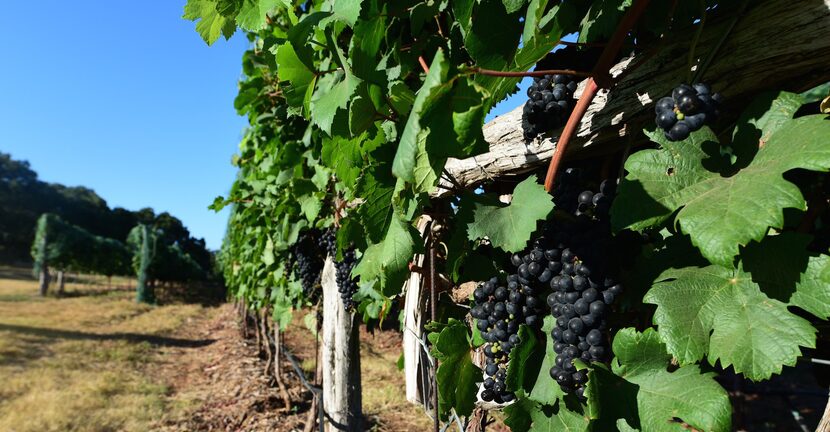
[0,266,431,431]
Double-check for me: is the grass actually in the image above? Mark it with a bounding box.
[0,265,214,432]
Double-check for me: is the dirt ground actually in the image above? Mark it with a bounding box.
[0,267,431,431]
[1,265,828,431]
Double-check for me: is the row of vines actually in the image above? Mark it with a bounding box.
[187,0,830,430]
[32,213,208,301]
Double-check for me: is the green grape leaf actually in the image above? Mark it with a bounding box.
[503,392,537,432]
[503,0,528,14]
[731,90,805,168]
[645,265,816,380]
[355,168,396,244]
[393,50,489,193]
[322,0,363,27]
[613,112,830,266]
[528,400,590,431]
[461,0,522,69]
[792,254,830,319]
[322,136,360,187]
[275,42,316,111]
[349,94,377,135]
[742,232,830,320]
[528,316,565,403]
[392,50,451,188]
[310,71,362,136]
[352,215,420,296]
[583,364,639,430]
[609,328,731,432]
[578,0,632,43]
[183,0,237,45]
[467,175,554,252]
[235,0,285,31]
[506,325,543,393]
[430,319,480,419]
[354,279,390,321]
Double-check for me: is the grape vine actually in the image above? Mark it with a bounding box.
[187,0,830,430]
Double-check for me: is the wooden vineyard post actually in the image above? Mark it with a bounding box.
[818,394,830,432]
[403,215,434,407]
[321,257,362,431]
[56,270,65,296]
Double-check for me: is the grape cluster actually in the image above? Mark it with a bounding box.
[291,230,324,298]
[471,273,546,403]
[522,74,578,140]
[543,172,622,397]
[321,229,360,311]
[655,83,722,141]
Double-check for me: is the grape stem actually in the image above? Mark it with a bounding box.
[543,79,600,192]
[418,56,430,74]
[543,0,652,192]
[471,67,592,79]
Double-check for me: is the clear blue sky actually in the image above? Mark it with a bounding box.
[0,2,565,250]
[0,1,250,250]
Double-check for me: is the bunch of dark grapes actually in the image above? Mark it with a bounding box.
[522,74,578,140]
[291,230,324,299]
[321,229,360,311]
[543,172,622,397]
[471,273,545,403]
[655,83,722,141]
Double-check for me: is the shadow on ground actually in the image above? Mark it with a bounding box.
[0,323,216,348]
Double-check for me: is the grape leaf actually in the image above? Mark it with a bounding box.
[430,319,481,419]
[742,232,830,320]
[528,401,590,431]
[463,0,523,69]
[275,43,316,111]
[392,50,452,188]
[310,71,361,136]
[321,126,384,187]
[527,316,565,403]
[352,215,420,296]
[578,0,632,43]
[792,254,830,319]
[467,175,554,253]
[613,112,830,266]
[506,325,543,393]
[235,0,285,31]
[503,0,528,14]
[322,0,363,27]
[503,392,537,432]
[183,0,237,45]
[596,328,732,432]
[731,90,805,168]
[392,50,489,193]
[645,265,816,380]
[355,168,395,244]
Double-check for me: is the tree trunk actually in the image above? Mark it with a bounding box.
[38,264,50,297]
[321,257,362,431]
[57,271,65,296]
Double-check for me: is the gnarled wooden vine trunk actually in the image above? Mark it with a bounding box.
[434,0,830,197]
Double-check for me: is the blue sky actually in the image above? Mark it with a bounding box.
[0,1,250,250]
[0,1,548,250]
